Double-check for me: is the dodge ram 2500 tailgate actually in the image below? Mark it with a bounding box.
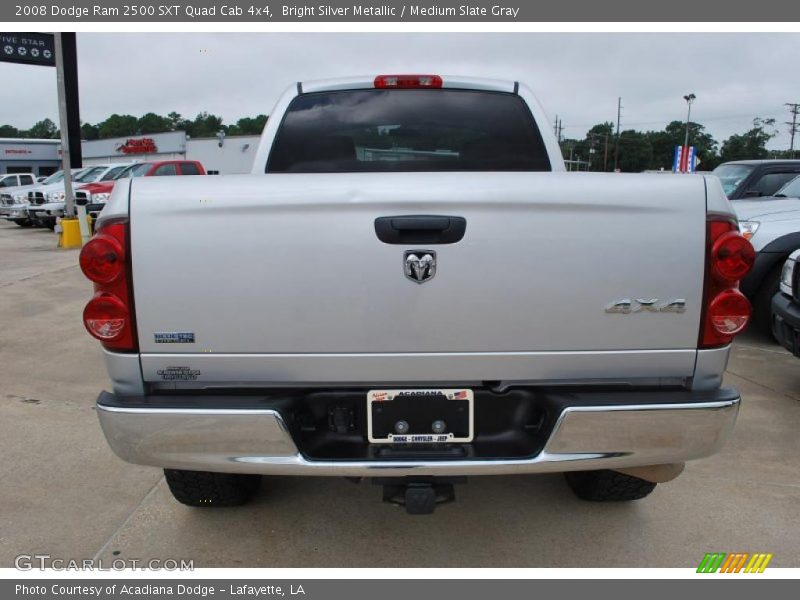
[126,172,708,387]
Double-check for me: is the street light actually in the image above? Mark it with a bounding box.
[683,93,696,149]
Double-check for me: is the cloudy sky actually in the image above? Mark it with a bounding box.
[1,33,797,150]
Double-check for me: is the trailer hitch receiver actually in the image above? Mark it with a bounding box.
[377,477,465,514]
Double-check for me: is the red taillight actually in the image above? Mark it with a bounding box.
[711,231,755,283]
[79,234,123,283]
[79,219,137,352]
[700,218,755,348]
[707,289,751,336]
[374,74,443,89]
[84,293,128,340]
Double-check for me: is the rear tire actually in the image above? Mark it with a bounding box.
[753,265,782,341]
[164,469,261,507]
[564,470,657,502]
[14,219,32,227]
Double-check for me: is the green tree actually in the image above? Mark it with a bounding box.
[137,112,172,134]
[97,114,139,139]
[768,149,796,159]
[81,123,99,140]
[647,121,719,171]
[27,118,58,139]
[184,112,225,138]
[167,111,188,131]
[720,118,778,162]
[616,130,653,173]
[581,122,614,171]
[0,124,21,137]
[11,112,278,141]
[229,115,268,136]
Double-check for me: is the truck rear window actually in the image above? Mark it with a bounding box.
[267,89,551,173]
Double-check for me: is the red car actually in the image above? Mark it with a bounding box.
[78,160,205,217]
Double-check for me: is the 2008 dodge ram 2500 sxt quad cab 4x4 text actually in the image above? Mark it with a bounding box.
[81,75,755,514]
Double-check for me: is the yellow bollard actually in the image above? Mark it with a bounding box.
[58,217,82,249]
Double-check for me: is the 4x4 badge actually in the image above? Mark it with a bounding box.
[605,298,687,313]
[404,250,436,283]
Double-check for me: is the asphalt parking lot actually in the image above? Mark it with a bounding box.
[1,219,799,568]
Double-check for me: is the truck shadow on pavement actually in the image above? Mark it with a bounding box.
[101,472,668,568]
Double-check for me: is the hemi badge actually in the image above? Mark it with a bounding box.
[154,332,195,344]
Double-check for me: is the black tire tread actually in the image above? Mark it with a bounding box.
[163,469,261,507]
[565,469,657,502]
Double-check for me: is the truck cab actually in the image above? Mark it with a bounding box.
[0,172,36,188]
[0,172,38,226]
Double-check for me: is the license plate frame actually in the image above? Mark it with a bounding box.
[367,389,474,444]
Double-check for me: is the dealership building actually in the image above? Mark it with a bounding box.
[0,130,261,176]
[0,138,61,176]
[79,130,261,175]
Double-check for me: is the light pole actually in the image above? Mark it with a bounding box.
[683,93,696,149]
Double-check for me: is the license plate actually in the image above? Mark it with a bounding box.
[367,389,474,444]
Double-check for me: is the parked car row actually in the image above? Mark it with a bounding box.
[710,159,800,341]
[0,160,206,229]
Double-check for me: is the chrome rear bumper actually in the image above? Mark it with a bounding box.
[96,389,740,477]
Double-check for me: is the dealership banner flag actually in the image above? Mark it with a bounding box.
[673,145,696,173]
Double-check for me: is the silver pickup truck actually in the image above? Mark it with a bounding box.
[81,75,755,514]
